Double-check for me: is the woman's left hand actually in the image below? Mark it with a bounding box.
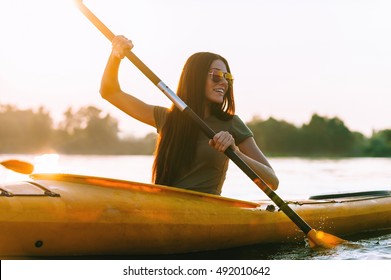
[209,131,237,152]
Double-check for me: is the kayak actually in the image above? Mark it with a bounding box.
[1,173,391,257]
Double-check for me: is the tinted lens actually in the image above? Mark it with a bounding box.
[209,70,233,84]
[211,73,223,83]
[224,73,233,83]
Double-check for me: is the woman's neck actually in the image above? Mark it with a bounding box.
[204,103,211,119]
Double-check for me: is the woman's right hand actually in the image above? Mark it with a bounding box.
[111,35,134,59]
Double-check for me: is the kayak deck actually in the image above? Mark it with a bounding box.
[1,173,391,257]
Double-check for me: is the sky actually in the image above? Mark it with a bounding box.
[1,0,390,137]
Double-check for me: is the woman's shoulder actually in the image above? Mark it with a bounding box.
[232,114,245,122]
[230,115,254,143]
[231,114,249,127]
[154,106,170,133]
[154,106,169,116]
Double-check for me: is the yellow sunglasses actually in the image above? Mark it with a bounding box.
[208,70,234,84]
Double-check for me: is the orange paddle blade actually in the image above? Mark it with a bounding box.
[307,229,346,249]
[0,160,34,175]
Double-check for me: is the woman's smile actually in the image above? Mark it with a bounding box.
[205,59,229,104]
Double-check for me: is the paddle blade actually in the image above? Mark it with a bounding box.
[1,160,34,175]
[307,229,346,249]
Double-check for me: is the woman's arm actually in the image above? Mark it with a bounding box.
[235,137,279,190]
[210,132,279,190]
[100,35,156,127]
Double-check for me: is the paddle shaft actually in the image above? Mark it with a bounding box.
[76,0,313,235]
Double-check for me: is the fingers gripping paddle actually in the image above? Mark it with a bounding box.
[75,0,345,249]
[1,160,34,175]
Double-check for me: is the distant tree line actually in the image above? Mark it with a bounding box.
[247,115,391,157]
[0,104,155,155]
[1,104,390,157]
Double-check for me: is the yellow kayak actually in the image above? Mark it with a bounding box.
[1,173,391,257]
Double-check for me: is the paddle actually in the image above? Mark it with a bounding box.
[75,0,345,249]
[1,160,34,175]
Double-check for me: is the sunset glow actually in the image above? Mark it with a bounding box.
[33,153,61,173]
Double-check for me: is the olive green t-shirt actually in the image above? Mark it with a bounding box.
[154,106,253,195]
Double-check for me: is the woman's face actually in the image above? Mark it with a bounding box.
[205,59,231,105]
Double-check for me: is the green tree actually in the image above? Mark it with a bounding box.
[364,129,391,157]
[0,105,53,153]
[2,102,391,157]
[299,114,355,155]
[247,116,300,155]
[118,132,157,155]
[55,106,120,154]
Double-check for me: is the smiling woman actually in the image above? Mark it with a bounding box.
[204,60,232,110]
[78,2,349,250]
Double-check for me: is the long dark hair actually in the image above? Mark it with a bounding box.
[152,52,235,186]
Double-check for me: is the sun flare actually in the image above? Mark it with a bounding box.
[33,154,61,173]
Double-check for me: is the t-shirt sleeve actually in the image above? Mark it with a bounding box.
[154,106,170,133]
[231,115,254,144]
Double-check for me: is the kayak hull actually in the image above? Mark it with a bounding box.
[1,173,391,257]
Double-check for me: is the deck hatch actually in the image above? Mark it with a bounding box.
[0,181,60,197]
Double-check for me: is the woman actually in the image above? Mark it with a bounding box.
[100,35,279,195]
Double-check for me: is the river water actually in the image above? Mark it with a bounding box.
[1,154,390,260]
